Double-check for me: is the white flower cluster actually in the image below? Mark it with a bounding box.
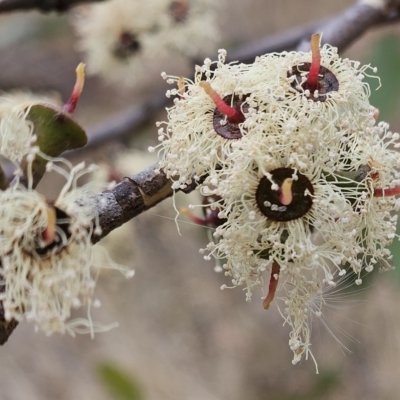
[0,151,134,336]
[155,41,400,368]
[73,0,219,87]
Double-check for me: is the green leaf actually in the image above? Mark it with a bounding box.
[21,103,87,186]
[97,363,144,400]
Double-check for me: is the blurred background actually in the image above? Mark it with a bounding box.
[1,0,400,399]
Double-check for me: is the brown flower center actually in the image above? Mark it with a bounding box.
[36,206,71,257]
[287,63,339,102]
[113,31,141,59]
[212,94,248,140]
[255,168,314,222]
[170,0,189,23]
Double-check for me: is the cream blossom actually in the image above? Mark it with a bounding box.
[193,118,400,367]
[155,38,380,187]
[73,0,162,87]
[0,151,133,336]
[154,49,284,189]
[155,0,219,58]
[250,35,379,134]
[157,37,400,368]
[73,0,220,87]
[201,116,400,279]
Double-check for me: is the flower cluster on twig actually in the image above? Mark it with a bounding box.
[0,66,134,339]
[155,34,400,369]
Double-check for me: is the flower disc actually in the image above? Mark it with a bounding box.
[288,63,339,102]
[212,94,248,140]
[255,168,314,222]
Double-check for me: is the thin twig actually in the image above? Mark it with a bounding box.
[297,2,399,51]
[0,0,102,13]
[92,163,204,243]
[66,92,169,157]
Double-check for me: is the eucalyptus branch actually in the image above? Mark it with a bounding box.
[92,163,202,243]
[0,0,103,13]
[67,92,169,157]
[297,1,400,51]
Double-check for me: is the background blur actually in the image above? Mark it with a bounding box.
[1,0,400,399]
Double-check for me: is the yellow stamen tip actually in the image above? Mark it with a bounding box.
[310,33,322,54]
[199,81,213,96]
[178,76,185,95]
[43,206,56,244]
[280,178,293,206]
[75,63,86,92]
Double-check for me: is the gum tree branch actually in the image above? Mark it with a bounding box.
[92,163,205,244]
[0,0,103,13]
[66,92,169,157]
[297,1,400,51]
[92,164,172,243]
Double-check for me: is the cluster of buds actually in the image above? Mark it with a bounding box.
[155,34,400,369]
[73,0,219,87]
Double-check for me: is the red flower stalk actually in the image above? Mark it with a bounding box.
[306,33,321,94]
[200,82,245,123]
[374,187,400,197]
[63,63,85,114]
[263,262,280,310]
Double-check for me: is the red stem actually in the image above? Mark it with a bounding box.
[63,63,85,114]
[306,33,321,93]
[374,187,400,197]
[263,262,280,310]
[199,82,245,123]
[181,208,218,226]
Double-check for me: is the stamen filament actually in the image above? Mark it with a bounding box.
[199,82,245,123]
[279,178,293,205]
[307,33,321,93]
[63,63,85,114]
[374,186,400,197]
[263,262,280,310]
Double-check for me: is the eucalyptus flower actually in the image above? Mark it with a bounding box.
[154,49,283,189]
[0,152,133,336]
[73,0,219,87]
[157,34,400,369]
[155,0,219,58]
